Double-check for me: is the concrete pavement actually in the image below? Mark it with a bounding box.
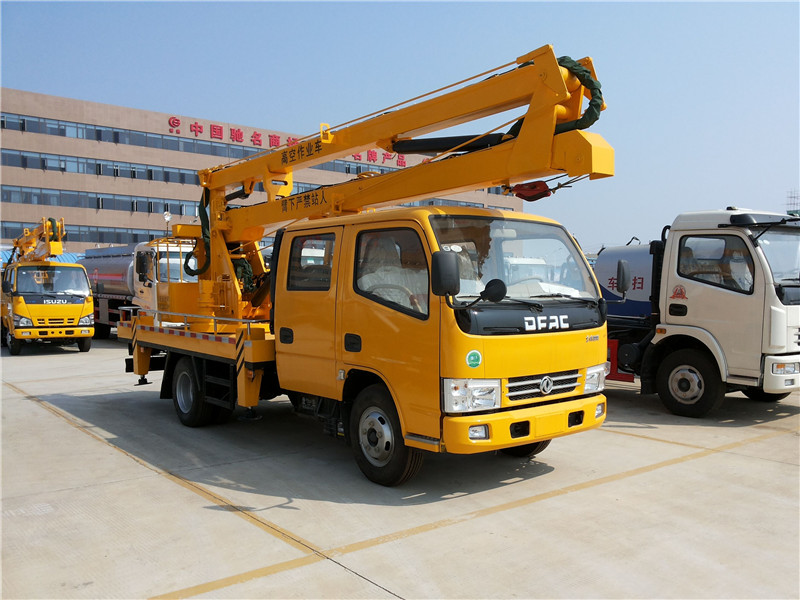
[2,339,798,599]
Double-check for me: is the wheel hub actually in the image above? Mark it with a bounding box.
[175,372,193,413]
[359,408,394,467]
[668,366,704,404]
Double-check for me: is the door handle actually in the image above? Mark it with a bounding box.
[344,333,362,352]
[668,304,688,317]
[279,327,294,344]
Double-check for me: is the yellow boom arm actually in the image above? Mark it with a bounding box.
[7,217,65,264]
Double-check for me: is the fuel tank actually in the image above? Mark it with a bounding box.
[78,244,137,297]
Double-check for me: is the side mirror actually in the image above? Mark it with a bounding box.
[431,251,460,296]
[135,253,148,283]
[480,278,507,303]
[96,282,105,294]
[616,259,631,295]
[2,280,12,294]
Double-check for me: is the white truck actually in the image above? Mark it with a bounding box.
[78,241,197,338]
[594,207,800,417]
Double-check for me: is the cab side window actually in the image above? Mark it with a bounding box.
[287,234,335,291]
[355,228,429,316]
[678,235,754,293]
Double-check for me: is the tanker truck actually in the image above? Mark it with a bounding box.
[79,240,197,338]
[594,207,800,417]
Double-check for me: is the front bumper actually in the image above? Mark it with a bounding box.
[763,354,800,393]
[11,327,94,341]
[441,394,606,454]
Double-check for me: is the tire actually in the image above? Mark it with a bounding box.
[500,439,551,458]
[93,323,111,339]
[172,357,214,427]
[77,337,91,352]
[349,384,423,486]
[656,349,724,418]
[7,331,22,356]
[743,388,790,402]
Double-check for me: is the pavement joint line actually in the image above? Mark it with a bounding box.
[599,426,709,449]
[153,426,797,599]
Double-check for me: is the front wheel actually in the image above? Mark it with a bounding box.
[349,384,423,486]
[500,439,551,458]
[77,337,91,352]
[743,388,790,402]
[7,331,22,356]
[172,357,214,427]
[656,349,724,418]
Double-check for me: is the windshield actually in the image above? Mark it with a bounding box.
[430,215,598,301]
[16,265,91,296]
[157,251,198,283]
[757,227,800,284]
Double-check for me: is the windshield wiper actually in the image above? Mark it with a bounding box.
[501,297,544,310]
[530,293,598,307]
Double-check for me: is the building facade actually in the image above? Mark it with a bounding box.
[1,88,521,254]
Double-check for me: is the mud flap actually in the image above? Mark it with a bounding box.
[236,326,264,408]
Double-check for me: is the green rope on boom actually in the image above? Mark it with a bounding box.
[184,188,211,276]
[504,56,604,141]
[47,217,58,241]
[554,56,604,134]
[232,258,256,293]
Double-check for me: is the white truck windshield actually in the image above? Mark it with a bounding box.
[757,228,800,284]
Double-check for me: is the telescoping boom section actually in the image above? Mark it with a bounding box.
[119,45,616,486]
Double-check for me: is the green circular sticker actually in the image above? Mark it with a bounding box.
[466,350,482,368]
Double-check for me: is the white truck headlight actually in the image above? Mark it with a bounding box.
[79,314,94,326]
[772,362,799,375]
[584,362,609,394]
[13,313,33,328]
[443,379,501,413]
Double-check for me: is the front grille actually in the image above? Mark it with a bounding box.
[507,369,580,401]
[35,317,74,326]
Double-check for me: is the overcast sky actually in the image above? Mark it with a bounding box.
[2,1,798,252]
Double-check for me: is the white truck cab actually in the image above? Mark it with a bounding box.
[597,207,800,417]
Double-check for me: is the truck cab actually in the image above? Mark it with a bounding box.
[272,207,609,483]
[598,208,800,417]
[1,261,94,354]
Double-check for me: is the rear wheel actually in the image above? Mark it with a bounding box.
[743,388,790,402]
[350,384,423,486]
[172,357,214,427]
[656,349,724,418]
[501,439,551,458]
[77,338,91,352]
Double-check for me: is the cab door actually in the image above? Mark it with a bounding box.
[274,226,342,399]
[665,232,764,378]
[338,224,441,440]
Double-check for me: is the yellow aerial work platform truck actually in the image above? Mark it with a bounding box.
[2,217,94,355]
[119,45,623,485]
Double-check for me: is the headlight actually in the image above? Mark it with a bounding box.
[79,314,94,326]
[443,378,501,413]
[584,362,609,394]
[772,362,799,375]
[13,313,33,328]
